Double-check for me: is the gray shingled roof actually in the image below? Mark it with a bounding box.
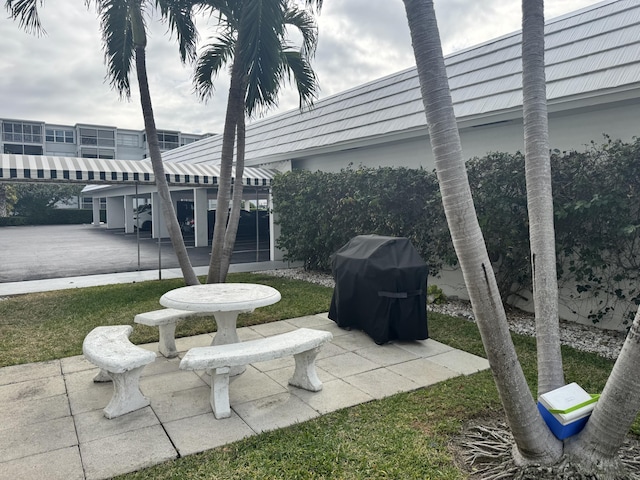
[163,0,640,167]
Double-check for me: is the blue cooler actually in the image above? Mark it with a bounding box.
[537,382,599,440]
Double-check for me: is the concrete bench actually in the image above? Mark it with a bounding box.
[82,325,156,419]
[134,308,208,358]
[180,328,333,419]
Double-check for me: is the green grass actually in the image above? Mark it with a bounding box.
[0,275,636,479]
[0,272,333,367]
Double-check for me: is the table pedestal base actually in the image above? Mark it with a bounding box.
[212,311,246,376]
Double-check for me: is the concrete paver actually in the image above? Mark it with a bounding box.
[0,314,490,480]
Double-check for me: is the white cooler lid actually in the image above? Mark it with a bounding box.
[539,382,598,423]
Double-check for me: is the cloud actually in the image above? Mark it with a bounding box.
[0,0,602,137]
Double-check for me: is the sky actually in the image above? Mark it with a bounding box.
[0,0,604,136]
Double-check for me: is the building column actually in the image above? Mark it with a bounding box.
[92,198,102,226]
[106,196,125,229]
[124,195,135,234]
[268,190,282,261]
[151,192,168,239]
[194,188,208,247]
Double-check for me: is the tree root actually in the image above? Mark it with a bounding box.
[450,418,640,480]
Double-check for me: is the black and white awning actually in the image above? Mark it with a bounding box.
[0,154,276,187]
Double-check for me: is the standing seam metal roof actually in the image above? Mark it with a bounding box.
[163,0,640,167]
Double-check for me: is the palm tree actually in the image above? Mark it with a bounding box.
[6,0,201,286]
[194,0,321,283]
[401,0,562,466]
[402,0,640,475]
[521,0,564,396]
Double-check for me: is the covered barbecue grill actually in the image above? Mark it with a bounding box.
[328,235,429,344]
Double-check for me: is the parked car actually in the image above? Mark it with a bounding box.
[133,204,152,231]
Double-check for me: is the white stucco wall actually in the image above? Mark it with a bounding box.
[287,100,640,331]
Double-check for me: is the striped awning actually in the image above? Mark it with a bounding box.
[0,154,276,187]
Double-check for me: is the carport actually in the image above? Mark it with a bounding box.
[0,153,278,257]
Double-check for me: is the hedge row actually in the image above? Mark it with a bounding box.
[271,136,640,325]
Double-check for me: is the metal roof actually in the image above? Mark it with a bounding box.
[0,154,275,187]
[163,0,640,167]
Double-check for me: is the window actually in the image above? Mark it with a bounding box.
[148,131,180,150]
[81,148,115,159]
[180,136,199,146]
[3,144,43,155]
[80,128,115,147]
[117,133,139,147]
[45,129,74,144]
[2,121,42,143]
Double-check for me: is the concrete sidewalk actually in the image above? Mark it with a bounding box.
[0,314,490,480]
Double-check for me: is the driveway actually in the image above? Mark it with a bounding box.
[0,224,270,283]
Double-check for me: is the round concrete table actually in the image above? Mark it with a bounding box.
[159,283,281,374]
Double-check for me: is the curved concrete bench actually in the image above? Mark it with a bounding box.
[134,308,208,358]
[180,328,333,419]
[82,325,156,419]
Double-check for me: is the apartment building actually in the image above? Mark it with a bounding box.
[0,118,206,161]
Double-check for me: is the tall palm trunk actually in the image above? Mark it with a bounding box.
[522,0,564,396]
[208,52,244,283]
[130,5,199,286]
[402,0,562,464]
[566,306,640,474]
[220,103,247,280]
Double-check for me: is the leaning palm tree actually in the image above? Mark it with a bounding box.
[6,0,201,285]
[401,0,563,466]
[194,0,320,283]
[522,0,564,397]
[402,0,640,475]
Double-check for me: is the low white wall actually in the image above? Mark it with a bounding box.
[429,266,633,332]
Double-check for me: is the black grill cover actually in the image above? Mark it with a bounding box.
[328,235,428,344]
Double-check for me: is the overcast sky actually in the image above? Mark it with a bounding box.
[0,0,602,136]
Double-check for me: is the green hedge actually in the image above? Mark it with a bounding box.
[272,137,640,325]
[272,166,449,272]
[0,209,105,226]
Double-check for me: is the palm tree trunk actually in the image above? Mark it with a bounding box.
[131,7,199,286]
[207,54,243,283]
[565,306,640,475]
[522,0,564,396]
[402,0,562,465]
[220,107,247,280]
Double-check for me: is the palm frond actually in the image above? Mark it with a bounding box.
[155,0,198,63]
[281,48,318,110]
[97,0,136,98]
[6,0,46,35]
[283,4,317,58]
[193,31,236,100]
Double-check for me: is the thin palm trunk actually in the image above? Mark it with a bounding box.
[565,306,640,474]
[221,106,247,280]
[522,0,564,396]
[131,7,199,286]
[208,53,243,283]
[402,0,562,464]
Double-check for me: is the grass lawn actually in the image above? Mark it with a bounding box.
[0,273,636,479]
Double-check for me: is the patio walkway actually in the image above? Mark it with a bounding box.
[0,313,489,480]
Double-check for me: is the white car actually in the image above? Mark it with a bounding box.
[133,204,152,231]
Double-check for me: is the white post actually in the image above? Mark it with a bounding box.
[194,187,208,247]
[92,198,101,226]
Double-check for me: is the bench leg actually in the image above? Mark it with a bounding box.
[210,367,231,419]
[290,347,323,392]
[103,366,150,419]
[93,369,112,383]
[158,323,178,358]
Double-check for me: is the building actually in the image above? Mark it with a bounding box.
[1,118,206,160]
[2,0,639,327]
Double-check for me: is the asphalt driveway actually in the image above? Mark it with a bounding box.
[0,224,270,283]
